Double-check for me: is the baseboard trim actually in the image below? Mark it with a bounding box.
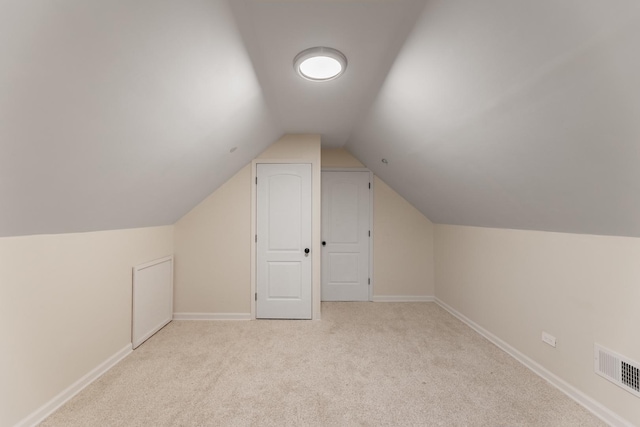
[372,295,435,302]
[173,312,251,321]
[15,344,132,427]
[434,298,632,427]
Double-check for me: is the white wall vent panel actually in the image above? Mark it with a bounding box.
[594,344,640,398]
[132,255,173,349]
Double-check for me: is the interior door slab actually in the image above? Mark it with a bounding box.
[256,163,312,319]
[321,171,370,301]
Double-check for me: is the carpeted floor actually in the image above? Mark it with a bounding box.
[39,302,605,426]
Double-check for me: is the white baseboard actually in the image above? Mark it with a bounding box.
[173,312,251,321]
[372,295,435,302]
[15,344,132,427]
[434,298,633,427]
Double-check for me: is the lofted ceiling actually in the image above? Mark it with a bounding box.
[230,0,426,147]
[0,0,280,237]
[347,0,640,237]
[1,0,639,238]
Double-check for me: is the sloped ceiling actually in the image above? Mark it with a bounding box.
[0,0,280,237]
[347,0,640,237]
[2,0,640,238]
[230,0,426,147]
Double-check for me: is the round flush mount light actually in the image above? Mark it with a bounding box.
[294,47,347,82]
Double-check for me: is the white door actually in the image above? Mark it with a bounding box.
[321,171,370,301]
[256,163,312,319]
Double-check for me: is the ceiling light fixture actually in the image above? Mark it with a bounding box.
[294,47,347,82]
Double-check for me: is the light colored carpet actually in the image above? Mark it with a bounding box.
[39,303,605,426]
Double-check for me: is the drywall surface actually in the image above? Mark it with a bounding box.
[373,177,434,297]
[257,134,321,160]
[434,224,640,425]
[1,0,280,238]
[174,135,322,318]
[321,148,435,298]
[321,148,365,168]
[0,226,173,427]
[174,165,252,314]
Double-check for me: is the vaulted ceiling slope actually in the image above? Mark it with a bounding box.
[3,0,640,239]
[230,0,427,148]
[347,0,640,237]
[0,0,281,237]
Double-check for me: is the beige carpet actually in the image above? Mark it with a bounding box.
[40,303,605,426]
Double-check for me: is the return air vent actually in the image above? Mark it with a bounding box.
[594,344,640,397]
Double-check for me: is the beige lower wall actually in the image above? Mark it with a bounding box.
[174,134,322,318]
[373,177,434,297]
[321,148,366,168]
[174,165,252,314]
[0,226,173,427]
[174,145,435,319]
[434,224,640,425]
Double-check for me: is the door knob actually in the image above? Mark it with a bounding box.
[322,241,326,246]
[304,248,310,255]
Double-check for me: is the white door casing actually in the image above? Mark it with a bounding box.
[256,163,312,319]
[321,171,371,301]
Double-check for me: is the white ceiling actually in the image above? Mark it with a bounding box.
[231,0,426,147]
[2,0,640,237]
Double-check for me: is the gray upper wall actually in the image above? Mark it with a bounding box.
[2,0,640,238]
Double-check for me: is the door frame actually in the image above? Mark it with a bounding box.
[321,168,374,301]
[251,159,318,320]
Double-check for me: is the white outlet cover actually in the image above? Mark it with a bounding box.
[542,332,557,348]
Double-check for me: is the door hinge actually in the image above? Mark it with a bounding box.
[255,177,258,185]
[368,278,371,285]
[368,230,371,237]
[255,234,257,242]
[255,292,257,301]
[369,182,371,189]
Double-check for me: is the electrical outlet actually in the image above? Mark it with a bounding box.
[542,332,556,348]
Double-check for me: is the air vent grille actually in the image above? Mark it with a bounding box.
[622,361,639,392]
[594,344,640,398]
